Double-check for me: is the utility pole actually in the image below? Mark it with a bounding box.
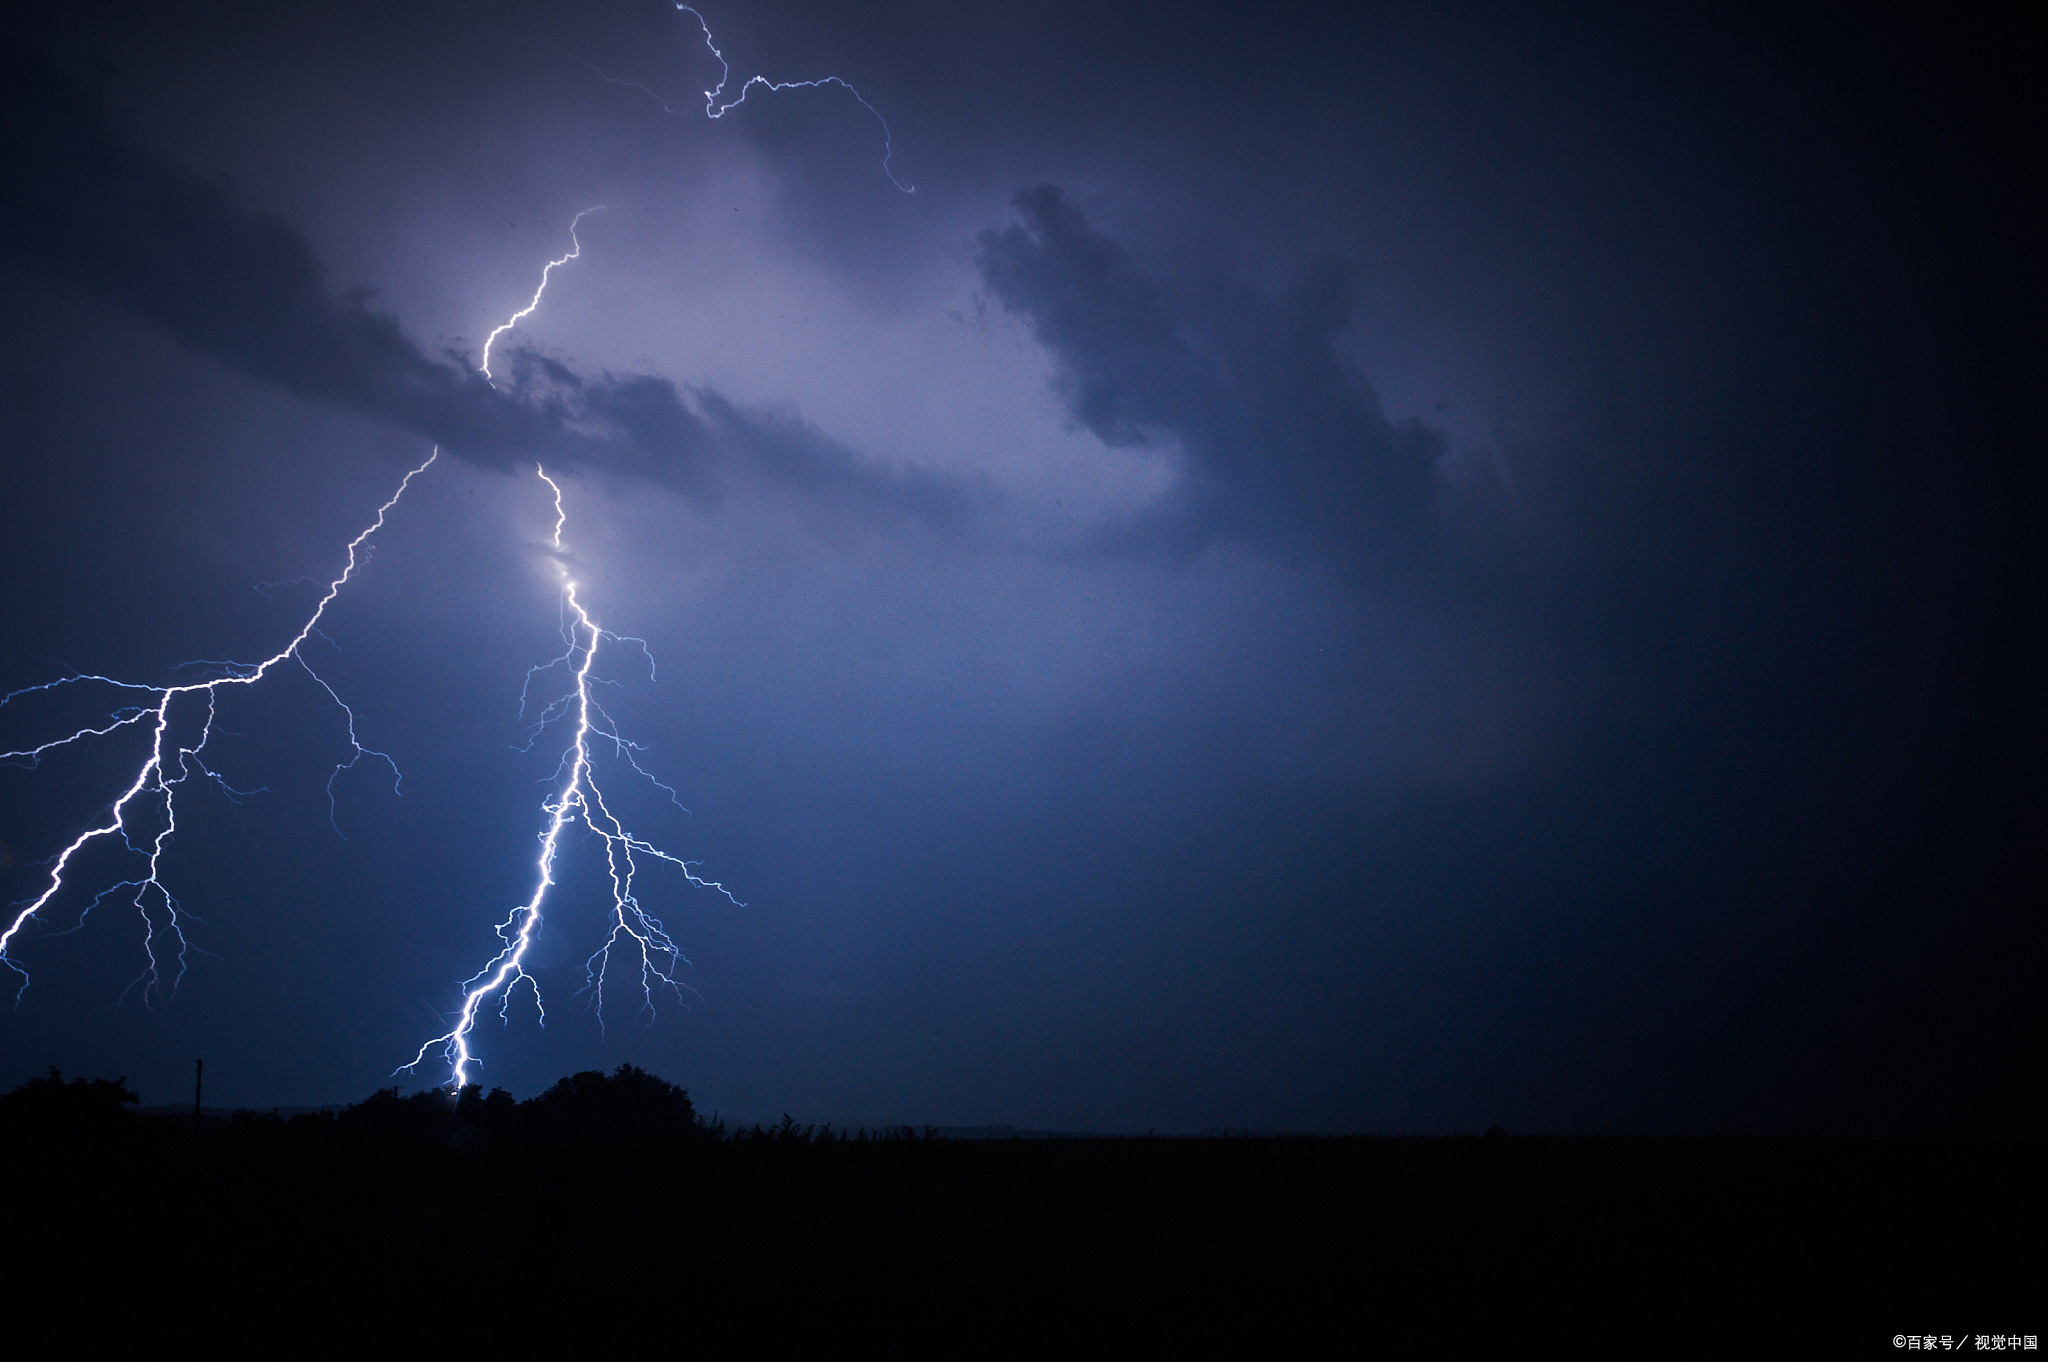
[193,1058,203,1124]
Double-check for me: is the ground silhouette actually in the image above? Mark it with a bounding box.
[2,1065,2031,1349]
[0,1066,140,1124]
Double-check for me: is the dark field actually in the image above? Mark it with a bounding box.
[5,1069,2032,1350]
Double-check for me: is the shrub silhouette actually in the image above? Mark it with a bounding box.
[336,1084,459,1144]
[455,1083,517,1128]
[522,1063,705,1144]
[0,1067,140,1128]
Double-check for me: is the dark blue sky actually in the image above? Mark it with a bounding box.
[0,1,2034,1134]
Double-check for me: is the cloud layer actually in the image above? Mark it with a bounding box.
[979,185,1444,571]
[0,38,969,529]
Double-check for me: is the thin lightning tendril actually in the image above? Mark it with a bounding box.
[0,451,439,1002]
[404,465,740,1091]
[6,8,849,1064]
[565,4,914,193]
[479,206,607,382]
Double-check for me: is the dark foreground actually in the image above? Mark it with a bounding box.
[4,1068,2032,1350]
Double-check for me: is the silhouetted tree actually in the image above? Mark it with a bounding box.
[0,1067,140,1127]
[455,1083,518,1128]
[336,1084,455,1144]
[522,1064,705,1144]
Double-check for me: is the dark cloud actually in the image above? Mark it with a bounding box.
[0,36,965,529]
[978,186,1444,571]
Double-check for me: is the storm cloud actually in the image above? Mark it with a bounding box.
[979,185,1444,569]
[0,2,2032,1138]
[0,37,968,528]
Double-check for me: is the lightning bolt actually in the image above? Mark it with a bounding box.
[5,6,865,1066]
[479,206,607,383]
[404,465,740,1091]
[566,3,915,193]
[0,450,439,1002]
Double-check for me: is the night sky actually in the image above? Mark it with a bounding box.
[0,2,2034,1135]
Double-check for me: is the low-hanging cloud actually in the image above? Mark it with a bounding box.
[977,186,1447,573]
[4,40,1461,576]
[0,38,967,529]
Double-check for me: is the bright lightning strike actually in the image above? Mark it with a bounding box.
[0,451,439,1002]
[479,206,606,383]
[567,4,915,193]
[405,465,739,1091]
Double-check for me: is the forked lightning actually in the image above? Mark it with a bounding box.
[404,466,740,1089]
[0,451,438,1001]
